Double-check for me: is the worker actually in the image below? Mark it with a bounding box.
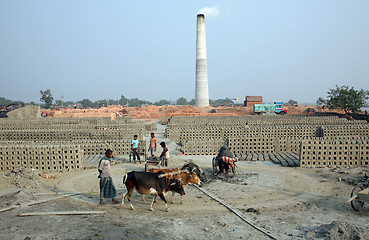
[131,135,141,164]
[159,142,170,167]
[216,156,238,179]
[148,133,157,157]
[98,149,118,205]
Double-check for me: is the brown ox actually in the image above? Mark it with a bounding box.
[147,168,201,204]
[120,171,185,211]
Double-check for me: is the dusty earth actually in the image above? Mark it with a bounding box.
[0,123,368,240]
[44,104,344,119]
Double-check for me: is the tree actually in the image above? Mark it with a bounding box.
[129,98,143,107]
[40,89,54,108]
[0,97,15,107]
[78,99,94,108]
[317,85,369,113]
[176,97,188,105]
[154,99,170,106]
[287,99,298,105]
[210,98,234,107]
[119,95,129,106]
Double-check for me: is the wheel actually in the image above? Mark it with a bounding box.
[212,157,218,174]
[350,185,365,212]
[279,111,285,115]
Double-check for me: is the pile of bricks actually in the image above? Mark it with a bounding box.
[166,115,369,168]
[300,139,369,168]
[0,117,152,171]
[0,145,83,171]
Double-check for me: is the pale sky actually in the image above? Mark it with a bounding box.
[1,0,368,105]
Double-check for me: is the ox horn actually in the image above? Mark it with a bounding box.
[158,171,185,178]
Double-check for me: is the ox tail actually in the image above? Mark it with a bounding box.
[123,172,128,184]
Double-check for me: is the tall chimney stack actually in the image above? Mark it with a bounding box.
[195,14,209,108]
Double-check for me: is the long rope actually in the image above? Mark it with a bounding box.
[193,185,279,240]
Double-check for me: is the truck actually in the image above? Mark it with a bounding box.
[253,102,287,115]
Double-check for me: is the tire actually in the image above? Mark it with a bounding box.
[212,157,218,174]
[350,185,365,212]
[279,111,285,115]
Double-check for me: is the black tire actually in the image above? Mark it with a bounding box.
[279,111,285,115]
[212,157,218,174]
[350,185,365,212]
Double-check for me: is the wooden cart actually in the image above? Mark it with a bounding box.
[212,157,220,174]
[345,185,369,213]
[144,156,162,172]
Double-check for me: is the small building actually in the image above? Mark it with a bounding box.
[244,96,263,107]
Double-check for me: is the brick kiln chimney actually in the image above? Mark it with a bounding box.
[195,14,209,108]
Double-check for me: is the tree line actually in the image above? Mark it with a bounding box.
[1,91,235,109]
[2,85,368,112]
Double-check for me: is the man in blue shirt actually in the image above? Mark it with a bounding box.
[131,135,141,164]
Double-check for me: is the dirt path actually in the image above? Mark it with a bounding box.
[0,122,368,239]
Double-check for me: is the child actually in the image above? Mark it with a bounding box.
[148,133,157,157]
[159,142,170,167]
[131,135,141,164]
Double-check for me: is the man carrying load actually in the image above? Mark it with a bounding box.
[215,156,238,179]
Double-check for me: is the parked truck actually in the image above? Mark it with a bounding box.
[253,102,287,115]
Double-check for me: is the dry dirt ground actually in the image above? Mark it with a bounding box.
[0,124,368,240]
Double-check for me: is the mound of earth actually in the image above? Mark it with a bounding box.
[0,190,38,208]
[1,168,43,189]
[303,221,369,240]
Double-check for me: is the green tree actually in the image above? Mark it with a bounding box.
[154,99,170,106]
[78,99,94,108]
[0,97,15,106]
[96,100,108,107]
[210,98,234,107]
[129,98,143,107]
[119,95,129,106]
[317,85,369,113]
[40,89,54,108]
[287,99,298,105]
[176,97,188,105]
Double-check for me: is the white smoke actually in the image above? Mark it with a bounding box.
[197,6,220,19]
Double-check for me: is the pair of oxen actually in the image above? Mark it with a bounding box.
[120,168,201,211]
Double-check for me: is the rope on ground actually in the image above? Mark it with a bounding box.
[193,185,278,240]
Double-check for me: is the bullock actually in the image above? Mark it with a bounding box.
[147,168,201,204]
[120,171,185,211]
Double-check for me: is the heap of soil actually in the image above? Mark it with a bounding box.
[7,105,41,119]
[0,190,38,208]
[1,168,43,190]
[303,221,369,240]
[44,104,343,119]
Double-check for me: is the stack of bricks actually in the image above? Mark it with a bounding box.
[0,145,83,171]
[0,117,151,171]
[166,115,369,168]
[182,138,225,155]
[300,139,369,168]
